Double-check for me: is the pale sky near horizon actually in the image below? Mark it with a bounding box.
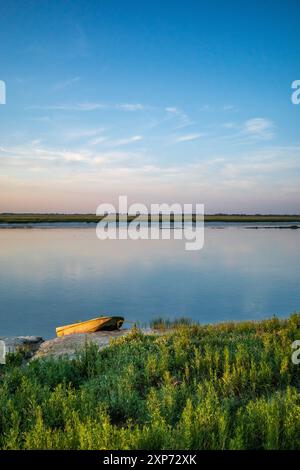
[0,0,300,213]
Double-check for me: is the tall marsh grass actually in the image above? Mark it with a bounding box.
[1,314,300,449]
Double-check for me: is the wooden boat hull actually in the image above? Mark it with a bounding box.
[56,316,124,337]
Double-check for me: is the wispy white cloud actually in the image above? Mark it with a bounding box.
[0,144,92,164]
[218,117,276,145]
[0,142,142,169]
[221,122,238,129]
[80,145,300,183]
[110,135,143,146]
[28,116,51,123]
[2,141,300,212]
[200,104,215,112]
[89,135,142,147]
[29,102,106,111]
[242,118,275,140]
[174,133,204,143]
[64,128,105,141]
[116,103,146,111]
[70,102,106,111]
[52,77,81,91]
[30,102,148,112]
[88,136,108,146]
[223,104,237,111]
[200,104,238,112]
[165,106,193,128]
[165,107,179,114]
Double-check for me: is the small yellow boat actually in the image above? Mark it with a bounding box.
[56,316,124,337]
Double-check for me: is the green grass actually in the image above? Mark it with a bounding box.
[150,317,193,330]
[1,213,300,224]
[1,314,300,449]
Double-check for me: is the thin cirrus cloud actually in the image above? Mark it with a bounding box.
[40,102,106,111]
[29,102,147,112]
[221,122,238,129]
[0,143,142,170]
[116,103,146,111]
[64,128,105,141]
[3,91,292,212]
[108,135,143,147]
[89,135,142,147]
[174,133,204,143]
[2,142,300,194]
[52,77,81,91]
[88,136,109,146]
[2,140,300,213]
[200,104,238,112]
[223,104,237,111]
[68,102,105,111]
[242,118,275,140]
[218,118,275,144]
[165,106,193,129]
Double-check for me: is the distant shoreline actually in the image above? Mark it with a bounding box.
[1,213,300,224]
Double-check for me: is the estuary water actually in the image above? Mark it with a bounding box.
[0,224,299,338]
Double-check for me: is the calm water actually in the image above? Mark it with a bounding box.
[0,225,300,338]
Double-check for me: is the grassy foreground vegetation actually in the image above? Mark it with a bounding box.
[1,314,300,450]
[1,213,300,224]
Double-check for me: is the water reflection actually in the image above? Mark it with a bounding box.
[0,227,299,337]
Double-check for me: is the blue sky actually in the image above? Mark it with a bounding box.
[0,0,300,212]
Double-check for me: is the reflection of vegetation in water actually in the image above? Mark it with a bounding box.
[1,314,300,449]
[1,213,300,224]
[150,317,193,329]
